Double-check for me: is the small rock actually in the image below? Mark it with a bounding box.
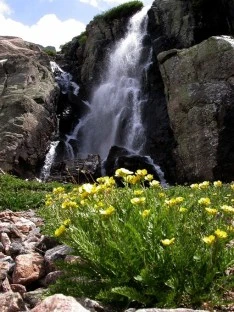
[0,292,27,312]
[44,245,72,272]
[40,270,63,286]
[11,283,27,294]
[0,260,10,280]
[23,288,47,309]
[1,232,11,254]
[2,277,12,292]
[12,252,45,285]
[84,298,105,311]
[12,216,36,233]
[9,242,23,257]
[31,294,89,312]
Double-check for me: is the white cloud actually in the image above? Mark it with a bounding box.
[0,0,11,14]
[0,1,85,50]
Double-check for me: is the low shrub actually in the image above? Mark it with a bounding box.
[93,1,143,23]
[40,169,234,309]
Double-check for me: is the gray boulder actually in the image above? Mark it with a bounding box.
[0,36,59,177]
[158,36,234,182]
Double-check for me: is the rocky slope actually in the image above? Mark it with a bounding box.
[0,36,59,178]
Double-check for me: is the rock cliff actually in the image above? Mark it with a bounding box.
[0,36,59,177]
[158,36,234,182]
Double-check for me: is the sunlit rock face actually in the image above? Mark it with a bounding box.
[0,36,59,177]
[158,36,234,183]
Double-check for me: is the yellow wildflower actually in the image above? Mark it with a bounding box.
[145,174,154,181]
[161,238,175,246]
[158,192,166,198]
[100,206,115,216]
[190,183,199,189]
[141,209,151,218]
[131,197,146,205]
[63,219,71,226]
[134,189,144,195]
[214,229,228,239]
[53,187,65,195]
[198,197,211,206]
[124,175,141,184]
[221,205,234,213]
[55,224,66,237]
[213,180,222,187]
[115,168,133,177]
[149,180,160,188]
[199,181,210,189]
[202,235,216,245]
[179,207,187,212]
[136,169,148,177]
[61,200,78,209]
[205,207,218,215]
[165,197,184,206]
[230,184,234,190]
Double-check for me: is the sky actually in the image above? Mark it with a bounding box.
[0,0,151,50]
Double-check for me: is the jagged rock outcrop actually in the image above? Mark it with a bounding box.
[0,36,59,177]
[158,36,234,182]
[144,0,234,183]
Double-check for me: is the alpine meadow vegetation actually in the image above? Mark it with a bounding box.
[39,169,234,310]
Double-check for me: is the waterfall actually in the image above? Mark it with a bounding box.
[50,61,80,96]
[73,7,150,159]
[40,141,59,180]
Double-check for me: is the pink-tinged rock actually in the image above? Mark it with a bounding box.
[31,294,89,312]
[1,277,12,292]
[1,232,11,254]
[11,284,27,294]
[12,216,36,233]
[41,270,63,286]
[0,292,27,312]
[12,252,45,285]
[0,260,10,280]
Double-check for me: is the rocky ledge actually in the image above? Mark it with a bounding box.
[0,209,231,312]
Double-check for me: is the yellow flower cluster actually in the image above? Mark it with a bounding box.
[141,209,151,218]
[165,197,184,206]
[202,228,228,244]
[198,197,211,206]
[131,197,146,205]
[205,207,218,215]
[190,181,210,190]
[161,238,175,246]
[221,205,234,213]
[100,206,115,216]
[115,168,160,186]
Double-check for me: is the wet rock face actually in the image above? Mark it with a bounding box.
[158,36,234,183]
[0,36,59,178]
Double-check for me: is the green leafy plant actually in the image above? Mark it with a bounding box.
[93,1,143,23]
[40,171,234,309]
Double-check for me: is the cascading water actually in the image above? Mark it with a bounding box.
[74,7,151,159]
[40,141,59,180]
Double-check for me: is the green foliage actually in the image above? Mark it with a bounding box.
[44,48,56,57]
[0,174,65,211]
[40,173,234,309]
[93,1,143,23]
[60,31,87,55]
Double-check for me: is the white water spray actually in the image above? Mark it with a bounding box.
[71,7,150,159]
[40,141,59,180]
[50,61,80,96]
